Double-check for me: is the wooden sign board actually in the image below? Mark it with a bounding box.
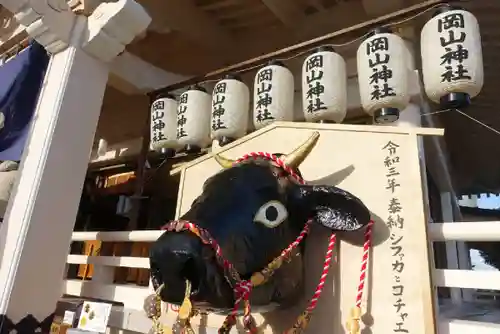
[172,122,442,334]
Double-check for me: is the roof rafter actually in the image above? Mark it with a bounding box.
[140,0,234,56]
[260,0,305,28]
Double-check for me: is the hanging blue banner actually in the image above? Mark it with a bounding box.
[0,41,49,161]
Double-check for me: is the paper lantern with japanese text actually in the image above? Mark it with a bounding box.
[253,60,294,130]
[211,74,250,146]
[177,86,211,152]
[421,6,483,108]
[302,46,347,123]
[357,28,410,124]
[150,93,178,153]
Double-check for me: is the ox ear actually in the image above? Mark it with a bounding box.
[297,185,370,231]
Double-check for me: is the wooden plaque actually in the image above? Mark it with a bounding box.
[172,122,441,333]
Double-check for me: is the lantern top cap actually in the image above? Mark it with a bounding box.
[366,26,392,39]
[314,45,335,53]
[223,73,243,82]
[266,59,287,68]
[432,4,463,17]
[187,84,207,93]
[154,92,175,100]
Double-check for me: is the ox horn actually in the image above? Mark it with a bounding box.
[283,131,320,169]
[214,154,235,169]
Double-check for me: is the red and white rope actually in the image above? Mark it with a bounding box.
[356,220,374,308]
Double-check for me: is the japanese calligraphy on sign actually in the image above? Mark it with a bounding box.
[366,36,397,101]
[255,68,275,124]
[304,54,327,114]
[437,11,471,83]
[151,99,167,143]
[177,92,188,139]
[382,140,409,333]
[212,82,228,133]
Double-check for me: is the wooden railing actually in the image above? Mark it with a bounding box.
[65,222,500,333]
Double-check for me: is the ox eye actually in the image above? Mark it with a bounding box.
[254,200,288,228]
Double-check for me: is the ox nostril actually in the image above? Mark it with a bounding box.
[150,230,205,301]
[180,257,201,293]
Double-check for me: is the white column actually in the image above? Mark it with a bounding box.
[0,16,109,326]
[0,1,151,328]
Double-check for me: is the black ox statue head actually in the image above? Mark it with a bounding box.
[149,132,371,313]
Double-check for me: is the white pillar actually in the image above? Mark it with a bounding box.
[440,192,463,305]
[0,17,109,328]
[0,0,151,331]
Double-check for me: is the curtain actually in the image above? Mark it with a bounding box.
[0,41,49,161]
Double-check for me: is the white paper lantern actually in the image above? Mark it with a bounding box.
[302,46,347,123]
[211,74,250,145]
[150,94,178,152]
[177,86,211,150]
[421,6,483,108]
[357,28,410,123]
[253,60,294,130]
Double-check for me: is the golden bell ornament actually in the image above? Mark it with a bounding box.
[346,306,362,334]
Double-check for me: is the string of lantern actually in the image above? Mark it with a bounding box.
[149,2,483,155]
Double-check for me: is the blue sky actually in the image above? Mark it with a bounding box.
[467,195,499,271]
[477,195,500,209]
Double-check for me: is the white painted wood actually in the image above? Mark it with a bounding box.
[438,319,500,334]
[0,16,110,323]
[428,222,500,241]
[62,268,500,320]
[71,221,500,244]
[92,264,116,285]
[62,294,500,334]
[64,280,150,310]
[109,52,191,93]
[441,191,463,305]
[67,255,150,268]
[65,220,500,333]
[82,0,152,62]
[72,230,163,242]
[434,269,500,291]
[108,306,500,334]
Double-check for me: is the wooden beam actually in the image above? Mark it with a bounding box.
[108,51,191,93]
[201,0,240,11]
[140,0,234,53]
[297,0,370,39]
[308,0,325,11]
[362,0,405,17]
[150,0,447,95]
[260,0,305,28]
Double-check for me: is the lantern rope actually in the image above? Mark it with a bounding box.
[146,152,374,334]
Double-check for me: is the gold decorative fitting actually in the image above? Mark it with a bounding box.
[250,272,265,286]
[213,154,235,169]
[177,280,193,325]
[346,306,362,334]
[214,131,320,169]
[282,131,320,169]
